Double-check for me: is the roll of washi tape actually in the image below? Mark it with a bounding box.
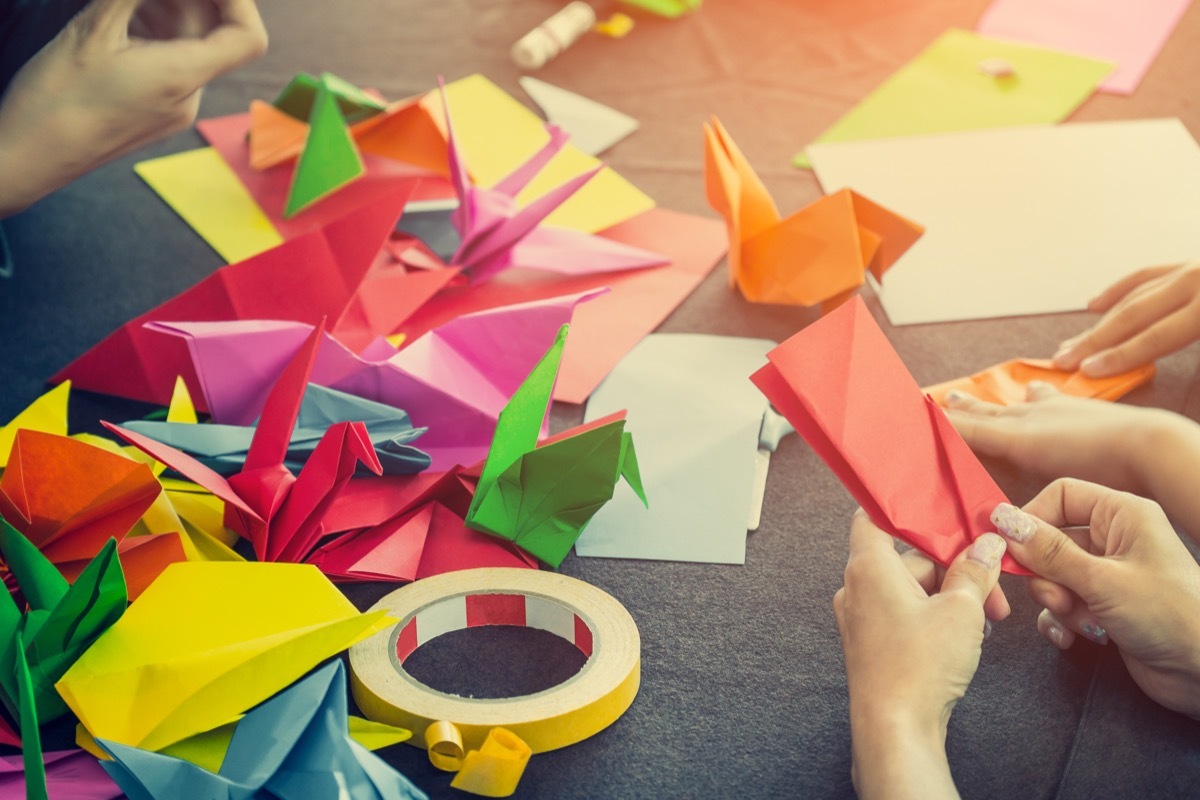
[349,567,640,754]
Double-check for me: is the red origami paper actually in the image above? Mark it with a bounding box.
[0,430,185,598]
[52,186,464,409]
[750,296,1028,574]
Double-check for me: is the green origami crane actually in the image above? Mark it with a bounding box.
[0,515,127,800]
[465,325,646,567]
[276,72,372,218]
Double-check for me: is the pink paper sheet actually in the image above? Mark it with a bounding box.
[977,0,1193,94]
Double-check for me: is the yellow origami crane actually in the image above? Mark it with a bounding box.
[704,116,924,312]
[56,562,392,753]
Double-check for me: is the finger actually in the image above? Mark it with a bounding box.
[1037,608,1078,650]
[1026,576,1079,618]
[944,390,1004,416]
[78,0,144,43]
[983,583,1011,622]
[1024,380,1060,402]
[899,548,940,595]
[845,509,916,598]
[990,490,1105,595]
[944,407,1011,460]
[939,533,1006,606]
[1055,287,1186,371]
[1044,603,1110,645]
[1079,308,1196,377]
[178,0,268,83]
[1087,265,1179,312]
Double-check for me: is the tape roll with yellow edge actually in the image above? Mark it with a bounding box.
[349,567,641,754]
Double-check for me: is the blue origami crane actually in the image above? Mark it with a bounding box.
[97,660,427,800]
[123,383,431,477]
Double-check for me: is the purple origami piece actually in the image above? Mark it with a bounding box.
[144,289,605,471]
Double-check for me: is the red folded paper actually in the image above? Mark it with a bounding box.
[751,296,1027,574]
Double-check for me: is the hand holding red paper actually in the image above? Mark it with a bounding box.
[835,510,1006,800]
[991,480,1200,720]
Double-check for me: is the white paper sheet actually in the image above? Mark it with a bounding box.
[809,119,1200,326]
[575,334,778,564]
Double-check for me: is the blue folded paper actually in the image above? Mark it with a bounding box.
[98,660,428,800]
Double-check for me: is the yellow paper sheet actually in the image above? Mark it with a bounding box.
[56,562,392,752]
[134,149,284,263]
[0,381,70,468]
[794,29,1113,167]
[434,74,655,233]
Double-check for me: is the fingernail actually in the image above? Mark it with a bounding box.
[967,532,1007,570]
[983,619,994,639]
[1081,620,1109,645]
[945,389,970,407]
[1079,353,1105,375]
[1052,343,1074,364]
[1046,619,1065,648]
[991,503,1035,543]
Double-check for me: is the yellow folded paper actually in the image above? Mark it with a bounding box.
[56,562,392,753]
[0,381,70,468]
[450,728,533,798]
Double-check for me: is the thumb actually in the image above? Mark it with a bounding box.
[77,0,143,43]
[990,500,1101,595]
[939,532,1006,606]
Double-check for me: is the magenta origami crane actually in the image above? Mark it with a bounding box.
[139,288,603,471]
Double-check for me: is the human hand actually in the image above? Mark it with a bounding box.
[945,382,1178,495]
[992,480,1200,719]
[0,0,267,216]
[834,510,1006,800]
[1053,262,1200,377]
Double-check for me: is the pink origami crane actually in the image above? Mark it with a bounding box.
[429,80,669,282]
[105,321,534,579]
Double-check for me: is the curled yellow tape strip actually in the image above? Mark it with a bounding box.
[349,567,640,755]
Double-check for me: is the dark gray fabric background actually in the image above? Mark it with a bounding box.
[3,1,1200,797]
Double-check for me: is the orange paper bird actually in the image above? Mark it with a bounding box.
[0,430,186,598]
[703,117,924,312]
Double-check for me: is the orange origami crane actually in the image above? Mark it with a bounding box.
[923,358,1156,407]
[704,117,924,312]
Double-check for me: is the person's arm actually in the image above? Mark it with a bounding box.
[835,511,1007,799]
[992,482,1200,719]
[1053,262,1200,377]
[946,383,1200,545]
[0,0,267,218]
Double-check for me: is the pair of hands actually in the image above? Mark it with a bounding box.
[837,482,1200,799]
[0,0,267,217]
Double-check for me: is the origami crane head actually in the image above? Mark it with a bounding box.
[465,324,646,567]
[704,116,924,311]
